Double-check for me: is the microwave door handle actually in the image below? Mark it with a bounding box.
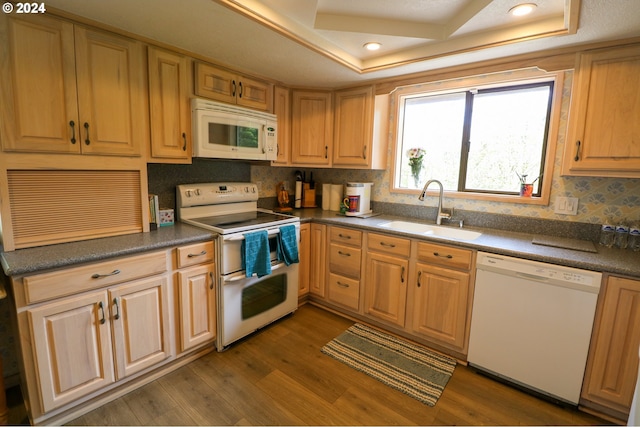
[262,124,266,153]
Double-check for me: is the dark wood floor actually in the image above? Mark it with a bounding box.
[7,304,607,426]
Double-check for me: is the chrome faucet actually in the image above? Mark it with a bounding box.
[419,179,451,225]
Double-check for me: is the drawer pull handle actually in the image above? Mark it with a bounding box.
[98,301,106,325]
[338,233,351,239]
[433,252,453,259]
[182,132,187,151]
[380,242,396,248]
[91,269,121,279]
[232,80,236,97]
[113,298,120,320]
[337,281,349,288]
[209,272,214,290]
[338,251,351,257]
[188,250,207,258]
[417,271,422,288]
[401,266,405,283]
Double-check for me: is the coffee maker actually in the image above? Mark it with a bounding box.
[344,182,373,217]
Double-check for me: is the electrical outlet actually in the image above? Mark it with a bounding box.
[554,196,579,215]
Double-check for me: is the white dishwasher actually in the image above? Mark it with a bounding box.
[468,251,602,405]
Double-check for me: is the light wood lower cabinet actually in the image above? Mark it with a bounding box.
[408,242,474,355]
[175,241,216,353]
[11,243,219,424]
[28,274,171,413]
[581,275,640,422]
[298,223,310,296]
[363,233,410,328]
[327,226,362,310]
[309,223,327,298]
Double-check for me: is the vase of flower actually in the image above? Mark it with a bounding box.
[407,147,426,188]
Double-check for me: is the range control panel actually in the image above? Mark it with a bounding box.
[177,182,259,208]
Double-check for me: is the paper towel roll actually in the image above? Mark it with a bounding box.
[330,184,343,211]
[322,183,331,210]
[294,181,302,208]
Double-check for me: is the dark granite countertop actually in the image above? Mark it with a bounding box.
[293,209,640,278]
[2,210,639,279]
[1,223,215,277]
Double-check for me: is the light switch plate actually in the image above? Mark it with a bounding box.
[554,196,579,215]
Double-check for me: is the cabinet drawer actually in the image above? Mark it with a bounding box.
[367,233,411,257]
[329,243,361,279]
[416,242,473,271]
[328,273,360,311]
[24,251,168,304]
[329,226,362,247]
[176,241,215,268]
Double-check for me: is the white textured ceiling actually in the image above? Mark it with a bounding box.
[44,0,640,87]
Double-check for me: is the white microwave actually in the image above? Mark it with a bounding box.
[192,98,277,161]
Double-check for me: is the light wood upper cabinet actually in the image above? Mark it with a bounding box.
[195,62,272,111]
[333,86,373,167]
[0,14,78,153]
[272,86,291,165]
[291,90,333,166]
[562,44,640,178]
[581,275,640,422]
[0,14,147,156]
[148,46,191,162]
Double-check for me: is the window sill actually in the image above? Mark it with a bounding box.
[395,188,550,206]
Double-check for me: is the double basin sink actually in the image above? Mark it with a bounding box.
[378,220,482,241]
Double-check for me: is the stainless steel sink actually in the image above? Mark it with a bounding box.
[379,220,482,241]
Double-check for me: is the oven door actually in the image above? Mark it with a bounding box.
[218,262,298,349]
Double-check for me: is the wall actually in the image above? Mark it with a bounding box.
[251,71,640,226]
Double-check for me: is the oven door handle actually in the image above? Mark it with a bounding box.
[225,229,281,242]
[223,262,287,282]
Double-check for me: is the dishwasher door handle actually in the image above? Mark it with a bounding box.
[515,271,550,283]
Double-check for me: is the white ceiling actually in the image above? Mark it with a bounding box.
[44,0,640,88]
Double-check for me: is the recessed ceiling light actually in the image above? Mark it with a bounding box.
[363,42,381,51]
[509,3,537,16]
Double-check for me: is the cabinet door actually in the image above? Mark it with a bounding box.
[563,45,640,177]
[309,223,327,298]
[195,62,237,104]
[333,86,373,167]
[236,75,272,111]
[291,90,333,166]
[582,276,640,419]
[177,264,216,352]
[364,252,408,327]
[148,46,191,161]
[298,223,310,296]
[411,263,470,352]
[0,14,80,153]
[273,86,291,165]
[74,27,146,156]
[28,291,115,412]
[109,275,171,380]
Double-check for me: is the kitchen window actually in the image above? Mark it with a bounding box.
[392,70,563,204]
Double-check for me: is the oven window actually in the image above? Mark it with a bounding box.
[242,274,287,320]
[208,123,259,149]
